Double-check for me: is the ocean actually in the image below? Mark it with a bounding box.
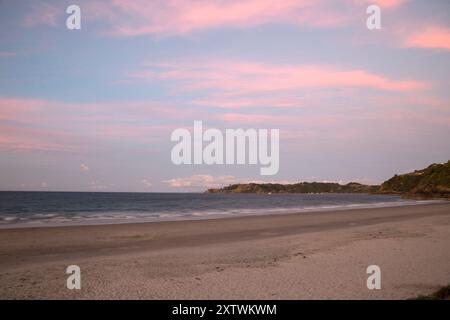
[0,191,440,228]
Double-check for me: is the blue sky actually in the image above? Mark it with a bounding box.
[0,0,449,192]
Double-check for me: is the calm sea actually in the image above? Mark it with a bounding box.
[0,191,439,228]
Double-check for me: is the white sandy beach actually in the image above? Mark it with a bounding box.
[0,202,449,299]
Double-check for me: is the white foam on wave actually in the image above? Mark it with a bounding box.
[0,198,446,229]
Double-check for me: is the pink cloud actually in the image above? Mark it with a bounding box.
[216,112,349,127]
[88,0,344,37]
[404,26,450,51]
[0,99,80,152]
[65,0,404,37]
[23,0,407,39]
[217,113,291,124]
[0,125,82,153]
[0,97,200,152]
[192,95,307,109]
[0,98,50,121]
[382,109,450,127]
[163,175,237,188]
[131,60,427,95]
[23,1,60,27]
[163,175,313,188]
[353,0,406,9]
[0,97,198,124]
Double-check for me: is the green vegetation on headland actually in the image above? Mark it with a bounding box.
[207,182,378,194]
[378,161,450,199]
[207,161,450,199]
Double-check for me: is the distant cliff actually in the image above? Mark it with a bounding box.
[207,182,379,194]
[378,161,450,198]
[207,161,450,199]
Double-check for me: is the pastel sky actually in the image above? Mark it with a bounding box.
[1,0,449,192]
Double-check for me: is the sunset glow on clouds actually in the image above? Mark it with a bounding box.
[23,0,410,37]
[404,26,450,51]
[130,60,427,93]
[163,175,237,188]
[0,0,449,191]
[22,0,387,35]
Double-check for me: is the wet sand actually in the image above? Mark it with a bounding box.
[0,202,449,299]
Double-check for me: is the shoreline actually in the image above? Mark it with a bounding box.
[0,198,446,230]
[1,202,449,299]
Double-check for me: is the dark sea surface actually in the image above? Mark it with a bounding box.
[0,191,440,228]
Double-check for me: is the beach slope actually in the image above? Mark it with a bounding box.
[0,203,449,299]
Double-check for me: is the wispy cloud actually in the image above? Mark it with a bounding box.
[141,179,153,188]
[24,0,406,36]
[0,97,194,152]
[89,180,114,191]
[163,175,237,188]
[130,60,428,97]
[353,0,407,9]
[89,0,345,37]
[403,26,450,51]
[23,1,60,27]
[0,124,83,153]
